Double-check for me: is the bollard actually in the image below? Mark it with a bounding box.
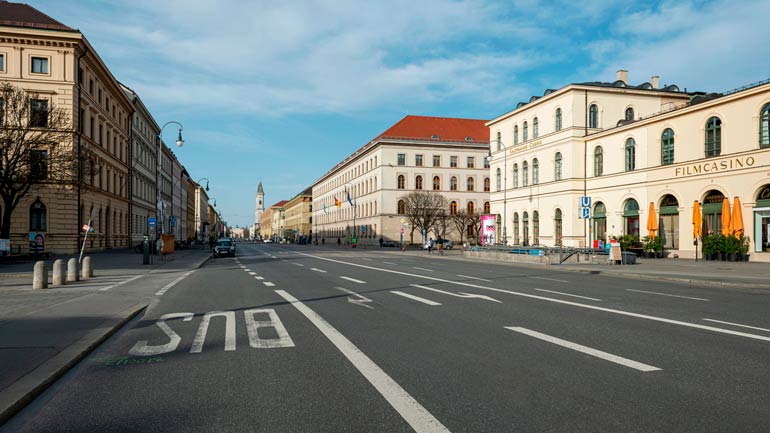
[82,256,93,279]
[52,259,65,286]
[67,258,79,283]
[33,261,48,289]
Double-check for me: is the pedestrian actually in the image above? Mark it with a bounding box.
[379,237,384,248]
[428,237,434,254]
[337,237,341,246]
[437,236,444,256]
[322,237,325,245]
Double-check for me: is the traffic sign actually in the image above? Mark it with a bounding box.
[148,217,157,227]
[580,196,591,207]
[581,207,590,219]
[361,226,367,233]
[81,224,93,233]
[169,216,176,228]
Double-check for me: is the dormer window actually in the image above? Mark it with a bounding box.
[431,134,440,140]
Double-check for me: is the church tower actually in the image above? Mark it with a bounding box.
[255,182,265,233]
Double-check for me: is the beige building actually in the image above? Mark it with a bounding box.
[284,187,312,241]
[312,115,490,245]
[260,200,287,240]
[193,182,209,241]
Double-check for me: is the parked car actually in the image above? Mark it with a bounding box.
[382,241,397,247]
[263,239,273,244]
[443,240,454,249]
[213,239,236,257]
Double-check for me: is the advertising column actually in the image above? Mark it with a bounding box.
[481,214,497,246]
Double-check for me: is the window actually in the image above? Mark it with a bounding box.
[483,157,490,169]
[625,138,636,171]
[450,156,458,167]
[554,152,562,180]
[625,107,634,121]
[624,199,640,237]
[532,159,539,184]
[761,103,770,149]
[589,104,598,128]
[554,208,563,246]
[522,161,529,187]
[513,213,520,244]
[555,108,562,131]
[397,200,405,214]
[415,154,423,166]
[523,121,529,141]
[522,212,529,245]
[513,163,519,188]
[432,176,440,190]
[29,150,48,179]
[496,131,502,150]
[467,177,475,191]
[533,211,539,244]
[30,99,48,127]
[533,117,539,138]
[705,116,721,157]
[594,146,603,176]
[30,198,46,231]
[514,125,519,145]
[415,175,423,190]
[450,201,457,215]
[450,176,457,191]
[484,202,490,214]
[0,54,4,71]
[432,155,440,167]
[467,156,475,168]
[89,79,94,94]
[397,153,405,166]
[467,201,475,215]
[496,168,501,191]
[484,177,490,192]
[397,175,405,189]
[31,57,49,74]
[661,128,675,165]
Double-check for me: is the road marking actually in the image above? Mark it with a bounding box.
[248,271,257,275]
[191,311,236,353]
[255,276,264,280]
[263,282,275,287]
[274,289,450,433]
[391,291,441,306]
[535,289,602,302]
[340,276,366,284]
[244,268,252,272]
[361,258,373,261]
[244,308,295,348]
[129,313,194,356]
[293,263,304,267]
[311,268,327,273]
[98,274,144,291]
[297,252,770,344]
[456,274,492,282]
[506,327,660,372]
[626,289,709,302]
[270,256,278,259]
[412,267,433,272]
[155,271,194,296]
[239,265,246,268]
[383,261,398,265]
[410,284,501,303]
[703,319,770,333]
[335,286,374,309]
[531,276,569,283]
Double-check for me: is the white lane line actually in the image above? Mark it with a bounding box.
[248,271,257,275]
[239,265,246,268]
[391,291,441,306]
[410,284,501,303]
[98,274,144,291]
[531,276,569,283]
[293,263,305,267]
[263,282,275,287]
[244,268,252,272]
[270,256,278,259]
[413,267,434,272]
[383,262,398,266]
[255,276,264,280]
[297,251,770,344]
[506,327,660,372]
[703,319,770,333]
[361,258,373,261]
[155,271,194,296]
[535,289,602,302]
[275,290,450,433]
[456,274,492,282]
[340,276,366,284]
[311,268,327,273]
[626,289,709,302]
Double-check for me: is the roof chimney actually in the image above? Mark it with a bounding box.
[651,75,660,89]
[616,69,628,84]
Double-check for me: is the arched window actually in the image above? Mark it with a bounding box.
[484,177,490,192]
[523,121,529,141]
[496,168,501,191]
[467,177,475,191]
[533,210,539,244]
[625,107,634,121]
[705,116,721,157]
[496,131,502,150]
[589,104,598,128]
[415,175,423,190]
[450,201,457,215]
[554,152,562,180]
[761,103,770,148]
[397,200,405,214]
[532,158,539,184]
[533,117,539,138]
[594,146,603,176]
[625,138,635,171]
[514,125,519,145]
[484,201,490,214]
[554,208,563,246]
[513,212,520,244]
[555,108,562,131]
[661,128,675,165]
[522,161,529,187]
[467,201,475,215]
[432,176,440,190]
[513,163,519,188]
[623,198,640,237]
[397,175,405,189]
[450,176,458,191]
[29,198,46,231]
[522,211,530,245]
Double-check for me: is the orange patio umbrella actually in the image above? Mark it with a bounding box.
[720,198,731,236]
[692,201,702,239]
[731,196,744,238]
[646,202,658,239]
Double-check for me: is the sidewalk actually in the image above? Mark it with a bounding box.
[0,248,211,424]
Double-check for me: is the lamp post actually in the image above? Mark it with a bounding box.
[197,178,210,191]
[156,121,184,239]
[488,139,508,245]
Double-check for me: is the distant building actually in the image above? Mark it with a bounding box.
[261,200,287,240]
[254,182,264,235]
[284,187,312,241]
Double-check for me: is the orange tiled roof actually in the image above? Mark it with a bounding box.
[271,200,288,208]
[375,115,489,143]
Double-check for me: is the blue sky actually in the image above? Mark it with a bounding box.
[33,0,770,227]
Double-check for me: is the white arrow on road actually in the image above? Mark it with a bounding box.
[334,286,374,309]
[410,284,502,303]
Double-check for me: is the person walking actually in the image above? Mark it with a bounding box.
[428,237,434,254]
[437,236,444,256]
[379,237,384,248]
[337,237,341,246]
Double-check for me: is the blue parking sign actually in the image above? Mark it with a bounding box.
[148,217,156,227]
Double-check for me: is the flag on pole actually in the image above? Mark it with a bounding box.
[323,203,327,214]
[346,191,353,206]
[334,196,341,208]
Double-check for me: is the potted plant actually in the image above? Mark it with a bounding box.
[702,235,715,260]
[739,235,751,261]
[725,235,740,261]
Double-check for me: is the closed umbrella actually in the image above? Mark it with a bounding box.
[692,201,702,239]
[721,198,731,236]
[646,202,658,239]
[731,197,744,238]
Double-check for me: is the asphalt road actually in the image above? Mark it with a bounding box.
[3,243,770,432]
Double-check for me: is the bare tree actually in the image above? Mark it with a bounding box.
[0,83,85,239]
[450,210,472,244]
[401,191,448,244]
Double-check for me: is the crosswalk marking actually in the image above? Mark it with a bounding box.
[390,291,441,306]
[98,274,144,291]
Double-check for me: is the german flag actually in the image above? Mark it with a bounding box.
[334,196,341,208]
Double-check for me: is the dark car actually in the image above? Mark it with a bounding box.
[382,241,397,247]
[213,239,236,258]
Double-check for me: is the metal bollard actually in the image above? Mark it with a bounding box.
[82,256,93,279]
[33,261,48,289]
[67,258,79,283]
[52,259,65,286]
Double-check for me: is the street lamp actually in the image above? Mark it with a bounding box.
[487,139,508,245]
[156,121,185,237]
[197,178,210,191]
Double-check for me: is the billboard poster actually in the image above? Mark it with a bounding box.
[29,232,45,253]
[481,214,497,246]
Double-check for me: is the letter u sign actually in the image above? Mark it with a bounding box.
[580,196,591,207]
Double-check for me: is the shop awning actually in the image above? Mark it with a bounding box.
[692,201,702,239]
[646,202,658,239]
[721,198,731,236]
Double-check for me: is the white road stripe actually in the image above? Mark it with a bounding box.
[340,276,366,284]
[456,274,492,282]
[275,290,450,433]
[293,263,305,267]
[383,262,398,266]
[239,265,246,268]
[412,267,433,272]
[535,289,602,302]
[297,252,770,344]
[703,319,770,333]
[155,271,194,296]
[311,268,327,273]
[361,258,373,261]
[391,291,441,306]
[248,271,257,275]
[410,284,501,303]
[531,276,569,283]
[506,327,660,372]
[98,274,144,291]
[255,276,264,280]
[244,269,252,272]
[626,289,709,301]
[263,282,275,287]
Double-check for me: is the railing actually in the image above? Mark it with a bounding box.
[469,244,607,263]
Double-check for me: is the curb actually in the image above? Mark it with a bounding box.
[0,303,147,424]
